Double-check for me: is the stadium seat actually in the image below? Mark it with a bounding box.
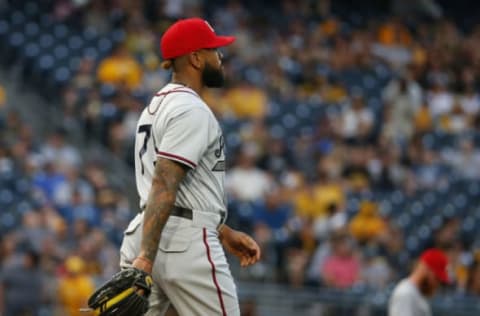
[53,24,69,40]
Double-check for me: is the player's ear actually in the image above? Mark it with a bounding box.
[189,51,203,70]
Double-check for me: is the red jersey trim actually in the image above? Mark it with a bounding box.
[156,151,197,169]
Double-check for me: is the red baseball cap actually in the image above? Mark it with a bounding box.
[160,18,236,60]
[420,248,450,283]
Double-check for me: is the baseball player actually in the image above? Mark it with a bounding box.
[118,18,261,316]
[388,248,449,316]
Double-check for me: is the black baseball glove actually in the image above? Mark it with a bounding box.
[86,267,153,316]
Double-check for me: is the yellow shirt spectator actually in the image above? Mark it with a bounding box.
[58,256,96,316]
[378,21,412,46]
[0,85,5,107]
[201,89,229,117]
[294,186,323,220]
[414,104,433,133]
[349,201,386,243]
[224,83,267,119]
[97,45,143,90]
[294,183,344,219]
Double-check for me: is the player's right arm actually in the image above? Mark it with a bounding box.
[132,158,188,273]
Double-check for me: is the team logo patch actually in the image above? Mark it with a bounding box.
[212,160,226,171]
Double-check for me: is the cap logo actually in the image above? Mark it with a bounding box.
[204,20,215,33]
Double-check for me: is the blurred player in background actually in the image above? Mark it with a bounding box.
[388,248,450,316]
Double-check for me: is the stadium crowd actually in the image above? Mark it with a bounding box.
[2,0,480,315]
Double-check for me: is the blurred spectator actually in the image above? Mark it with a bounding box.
[378,18,412,47]
[459,84,480,116]
[258,137,293,179]
[226,145,273,202]
[439,100,471,133]
[427,79,454,119]
[362,252,392,290]
[349,201,387,244]
[382,72,423,143]
[97,44,143,90]
[0,250,43,316]
[58,256,95,316]
[313,156,345,215]
[141,54,169,95]
[368,144,406,190]
[124,12,156,60]
[412,149,446,189]
[414,102,433,132]
[33,162,67,203]
[465,253,480,296]
[340,94,374,144]
[252,189,293,281]
[0,84,5,124]
[252,190,292,234]
[40,128,82,168]
[313,203,347,241]
[341,146,371,193]
[83,0,113,34]
[378,222,406,278]
[71,58,96,92]
[429,217,460,250]
[223,80,268,119]
[442,138,480,179]
[321,231,361,289]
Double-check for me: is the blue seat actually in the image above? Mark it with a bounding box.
[24,1,40,17]
[0,20,9,41]
[23,21,40,38]
[295,103,311,119]
[68,35,85,50]
[54,66,72,84]
[82,27,99,42]
[53,44,69,60]
[417,225,431,241]
[406,235,420,252]
[10,11,26,26]
[0,189,14,204]
[39,33,55,49]
[53,24,69,39]
[429,215,444,231]
[269,124,286,139]
[1,211,17,231]
[467,181,480,196]
[97,37,113,55]
[82,46,99,60]
[14,178,30,194]
[9,32,25,50]
[38,54,55,71]
[462,216,475,233]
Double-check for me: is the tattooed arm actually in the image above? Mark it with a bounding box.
[132,158,187,273]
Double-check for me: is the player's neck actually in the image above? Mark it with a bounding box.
[171,73,202,95]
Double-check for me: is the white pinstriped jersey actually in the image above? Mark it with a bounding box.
[134,83,227,216]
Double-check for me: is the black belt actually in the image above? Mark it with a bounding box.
[170,206,193,220]
[142,205,226,223]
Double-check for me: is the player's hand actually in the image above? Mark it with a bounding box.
[132,256,153,275]
[219,225,261,267]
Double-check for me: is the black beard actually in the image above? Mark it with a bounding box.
[202,62,225,88]
[419,277,436,297]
